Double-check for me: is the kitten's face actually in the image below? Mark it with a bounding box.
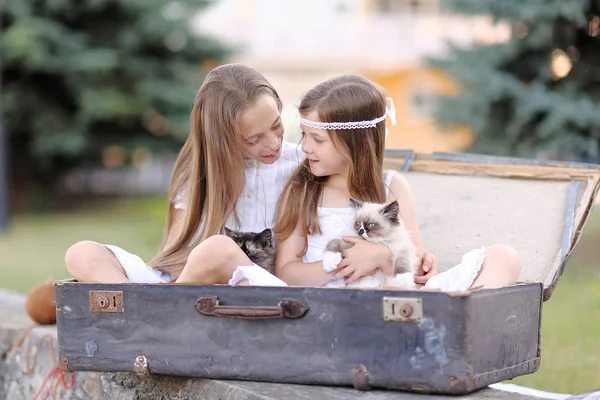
[223,227,275,269]
[224,227,273,252]
[349,199,401,240]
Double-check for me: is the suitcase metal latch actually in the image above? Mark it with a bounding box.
[90,290,124,313]
[382,297,422,322]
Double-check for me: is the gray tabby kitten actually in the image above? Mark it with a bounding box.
[322,199,418,289]
[224,227,275,272]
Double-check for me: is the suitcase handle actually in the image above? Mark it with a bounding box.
[194,296,308,319]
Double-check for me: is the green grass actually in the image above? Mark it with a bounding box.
[510,209,600,393]
[510,272,600,393]
[0,195,168,293]
[1,197,599,393]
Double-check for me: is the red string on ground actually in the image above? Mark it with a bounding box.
[32,366,76,400]
[7,328,77,400]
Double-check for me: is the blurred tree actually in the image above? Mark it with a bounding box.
[1,0,230,202]
[429,0,600,162]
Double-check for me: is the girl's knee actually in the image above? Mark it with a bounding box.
[64,240,102,275]
[189,234,237,259]
[485,244,522,281]
[180,235,243,284]
[187,235,240,271]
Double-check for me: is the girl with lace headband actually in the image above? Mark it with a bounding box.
[65,64,303,285]
[252,74,521,291]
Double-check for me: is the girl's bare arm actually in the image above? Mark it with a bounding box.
[275,220,335,287]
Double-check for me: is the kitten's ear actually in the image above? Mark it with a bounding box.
[258,229,273,246]
[381,201,400,225]
[349,198,363,209]
[223,227,236,238]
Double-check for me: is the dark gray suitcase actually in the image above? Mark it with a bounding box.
[54,151,600,394]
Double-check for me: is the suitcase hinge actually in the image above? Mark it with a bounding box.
[134,355,150,376]
[58,357,70,372]
[352,364,371,391]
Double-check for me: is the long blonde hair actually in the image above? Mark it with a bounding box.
[274,75,387,251]
[148,64,282,277]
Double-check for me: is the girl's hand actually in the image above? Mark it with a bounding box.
[332,236,392,284]
[414,250,438,285]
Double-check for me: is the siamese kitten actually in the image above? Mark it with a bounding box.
[323,199,418,289]
[224,227,275,272]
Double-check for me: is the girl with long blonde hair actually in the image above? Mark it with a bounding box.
[65,64,302,284]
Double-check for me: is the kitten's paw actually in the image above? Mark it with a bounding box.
[350,274,385,289]
[387,272,417,289]
[323,251,342,272]
[325,239,343,253]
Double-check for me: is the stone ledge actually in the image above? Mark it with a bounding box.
[0,288,566,400]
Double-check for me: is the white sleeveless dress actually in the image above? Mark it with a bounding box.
[102,140,304,283]
[230,170,487,293]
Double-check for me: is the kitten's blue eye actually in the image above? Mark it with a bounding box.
[368,223,375,228]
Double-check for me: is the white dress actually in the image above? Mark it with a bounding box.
[104,140,304,283]
[230,170,487,292]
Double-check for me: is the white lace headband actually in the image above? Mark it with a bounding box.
[299,97,397,138]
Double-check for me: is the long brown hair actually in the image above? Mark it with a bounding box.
[274,75,387,249]
[148,64,282,276]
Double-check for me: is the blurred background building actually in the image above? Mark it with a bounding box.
[192,0,510,151]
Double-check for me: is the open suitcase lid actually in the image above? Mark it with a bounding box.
[383,150,600,302]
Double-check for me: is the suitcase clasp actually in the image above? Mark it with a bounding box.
[89,290,124,313]
[382,297,422,322]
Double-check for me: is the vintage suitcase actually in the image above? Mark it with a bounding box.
[53,150,600,394]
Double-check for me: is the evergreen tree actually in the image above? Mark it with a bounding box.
[429,0,600,162]
[1,0,230,191]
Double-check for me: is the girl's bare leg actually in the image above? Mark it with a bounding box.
[65,240,130,283]
[175,235,253,284]
[471,244,521,289]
